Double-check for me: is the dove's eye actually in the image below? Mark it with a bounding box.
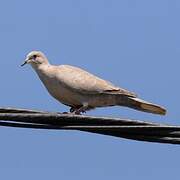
[32,55,37,59]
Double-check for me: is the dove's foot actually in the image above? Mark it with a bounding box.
[69,106,87,115]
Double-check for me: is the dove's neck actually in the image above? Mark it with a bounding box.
[31,62,49,70]
[31,63,54,86]
[31,63,51,76]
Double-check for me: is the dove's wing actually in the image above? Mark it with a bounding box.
[55,65,137,97]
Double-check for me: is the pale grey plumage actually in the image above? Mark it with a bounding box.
[21,51,166,115]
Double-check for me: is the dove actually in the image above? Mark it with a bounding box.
[21,51,166,115]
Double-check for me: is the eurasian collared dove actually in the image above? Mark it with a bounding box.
[21,51,166,115]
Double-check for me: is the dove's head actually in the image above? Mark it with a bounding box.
[21,51,49,67]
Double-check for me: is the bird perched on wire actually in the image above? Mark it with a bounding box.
[21,51,166,115]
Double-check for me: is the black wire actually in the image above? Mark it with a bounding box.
[0,107,179,145]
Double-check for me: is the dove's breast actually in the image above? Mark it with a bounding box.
[35,73,81,106]
[34,65,85,107]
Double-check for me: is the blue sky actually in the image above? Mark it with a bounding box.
[0,0,180,179]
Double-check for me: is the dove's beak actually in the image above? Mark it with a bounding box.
[21,61,27,67]
[21,58,30,67]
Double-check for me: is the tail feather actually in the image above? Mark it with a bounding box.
[120,97,166,115]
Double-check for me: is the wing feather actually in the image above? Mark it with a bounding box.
[56,65,136,97]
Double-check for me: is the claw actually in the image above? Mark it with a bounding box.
[69,106,87,115]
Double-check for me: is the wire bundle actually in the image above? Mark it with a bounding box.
[0,107,179,145]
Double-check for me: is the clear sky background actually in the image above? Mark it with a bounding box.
[0,0,179,179]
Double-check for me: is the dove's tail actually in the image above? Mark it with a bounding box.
[118,96,166,115]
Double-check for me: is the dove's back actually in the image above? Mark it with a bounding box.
[54,65,135,96]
